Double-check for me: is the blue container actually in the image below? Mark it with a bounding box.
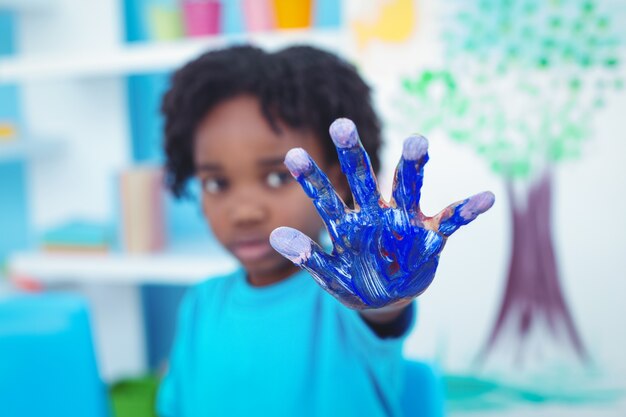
[0,293,111,417]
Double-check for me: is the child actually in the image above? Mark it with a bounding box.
[157,45,493,417]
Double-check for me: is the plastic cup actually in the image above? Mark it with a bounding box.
[183,0,222,37]
[147,5,184,41]
[273,0,313,29]
[242,0,275,32]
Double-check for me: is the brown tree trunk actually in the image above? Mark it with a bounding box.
[477,169,588,368]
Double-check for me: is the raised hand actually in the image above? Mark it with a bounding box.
[270,118,494,310]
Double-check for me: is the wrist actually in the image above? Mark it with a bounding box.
[359,299,412,324]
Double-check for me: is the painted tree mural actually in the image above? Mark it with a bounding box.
[399,0,623,369]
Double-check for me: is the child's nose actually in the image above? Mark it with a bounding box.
[229,201,267,226]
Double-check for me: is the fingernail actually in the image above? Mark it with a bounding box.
[285,148,313,177]
[402,134,429,161]
[269,227,312,265]
[460,191,496,220]
[329,118,359,148]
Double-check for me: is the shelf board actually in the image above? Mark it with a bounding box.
[0,0,52,13]
[0,28,348,83]
[8,250,238,285]
[0,139,63,162]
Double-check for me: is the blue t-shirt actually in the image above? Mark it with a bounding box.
[157,268,415,417]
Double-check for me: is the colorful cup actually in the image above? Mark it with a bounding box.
[147,5,184,41]
[273,0,313,29]
[242,0,275,32]
[183,0,222,37]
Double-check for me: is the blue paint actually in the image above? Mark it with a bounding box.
[283,148,347,241]
[271,118,495,309]
[392,134,428,215]
[438,192,496,236]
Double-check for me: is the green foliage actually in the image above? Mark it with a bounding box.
[400,0,623,179]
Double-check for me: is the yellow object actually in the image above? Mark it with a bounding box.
[352,0,417,50]
[0,122,17,141]
[273,0,313,29]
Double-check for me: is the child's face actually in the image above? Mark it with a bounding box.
[194,95,344,286]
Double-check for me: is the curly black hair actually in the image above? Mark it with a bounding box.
[162,44,382,198]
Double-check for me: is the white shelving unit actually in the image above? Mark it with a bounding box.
[0,29,348,83]
[8,250,237,285]
[2,0,349,383]
[0,0,52,13]
[0,139,63,162]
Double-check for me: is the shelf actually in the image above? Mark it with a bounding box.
[0,0,52,13]
[0,28,348,83]
[0,139,64,162]
[8,250,238,285]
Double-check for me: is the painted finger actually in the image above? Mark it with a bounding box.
[391,134,429,214]
[435,191,495,237]
[269,227,365,309]
[285,148,348,241]
[329,118,382,211]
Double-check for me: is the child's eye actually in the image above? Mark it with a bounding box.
[265,171,291,189]
[202,178,228,195]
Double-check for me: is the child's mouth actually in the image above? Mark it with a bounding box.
[231,238,273,262]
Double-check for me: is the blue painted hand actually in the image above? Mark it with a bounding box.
[270,118,495,310]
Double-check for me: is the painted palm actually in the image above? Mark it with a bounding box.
[400,0,623,367]
[271,119,494,310]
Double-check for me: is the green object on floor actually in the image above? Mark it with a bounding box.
[110,375,160,417]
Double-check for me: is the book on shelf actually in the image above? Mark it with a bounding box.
[40,220,113,254]
[119,165,166,254]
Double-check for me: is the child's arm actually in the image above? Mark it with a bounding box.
[270,118,494,316]
[360,301,413,337]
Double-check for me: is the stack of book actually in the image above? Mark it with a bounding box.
[119,165,166,254]
[41,220,112,253]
